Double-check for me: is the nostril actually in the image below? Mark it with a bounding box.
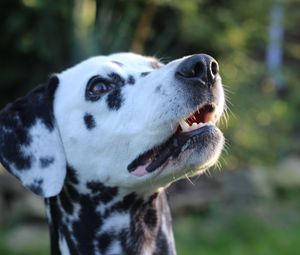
[211,61,219,76]
[193,62,205,78]
[175,54,219,86]
[177,61,205,79]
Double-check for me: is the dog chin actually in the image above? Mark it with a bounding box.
[161,127,223,174]
[129,125,224,191]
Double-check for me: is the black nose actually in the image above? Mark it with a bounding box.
[175,54,219,86]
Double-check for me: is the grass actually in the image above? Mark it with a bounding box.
[0,246,48,255]
[0,238,48,255]
[0,227,49,255]
[174,201,300,255]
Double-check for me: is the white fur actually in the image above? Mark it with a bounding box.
[53,52,224,194]
[59,236,71,255]
[99,212,130,233]
[106,240,122,255]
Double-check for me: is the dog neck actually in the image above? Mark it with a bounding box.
[44,168,177,255]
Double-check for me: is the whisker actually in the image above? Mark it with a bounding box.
[222,84,234,95]
[204,168,212,177]
[185,173,195,185]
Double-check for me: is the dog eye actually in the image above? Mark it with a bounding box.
[90,82,111,94]
[87,76,115,95]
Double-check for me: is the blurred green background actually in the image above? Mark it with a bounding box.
[0,0,300,254]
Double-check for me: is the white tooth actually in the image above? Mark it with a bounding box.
[179,120,190,132]
[192,122,207,130]
[191,123,199,130]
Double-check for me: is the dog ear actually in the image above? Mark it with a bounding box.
[0,76,67,197]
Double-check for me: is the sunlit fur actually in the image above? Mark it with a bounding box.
[0,52,225,255]
[54,53,225,195]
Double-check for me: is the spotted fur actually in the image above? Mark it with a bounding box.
[83,113,96,130]
[0,52,225,255]
[45,169,174,255]
[0,76,66,197]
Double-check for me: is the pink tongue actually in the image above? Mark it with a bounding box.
[130,162,151,177]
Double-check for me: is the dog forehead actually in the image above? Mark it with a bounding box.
[108,52,160,69]
[59,53,160,83]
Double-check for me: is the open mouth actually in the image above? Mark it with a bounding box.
[127,103,218,176]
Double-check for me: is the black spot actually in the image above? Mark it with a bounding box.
[59,186,74,214]
[28,179,44,196]
[83,113,96,130]
[39,156,55,168]
[0,113,33,170]
[144,208,158,229]
[149,192,159,202]
[64,181,80,203]
[47,75,60,121]
[86,181,118,203]
[66,165,79,185]
[106,88,123,110]
[72,194,102,255]
[108,72,125,86]
[127,75,136,85]
[141,72,150,77]
[0,137,33,170]
[98,233,112,253]
[153,226,170,255]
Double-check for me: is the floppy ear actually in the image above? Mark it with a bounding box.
[0,76,66,197]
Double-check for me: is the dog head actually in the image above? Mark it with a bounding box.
[0,53,225,197]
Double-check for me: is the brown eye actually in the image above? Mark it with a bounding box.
[86,76,116,101]
[90,81,111,94]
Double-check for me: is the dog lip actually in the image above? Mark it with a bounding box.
[127,103,220,176]
[127,124,215,175]
[145,124,214,173]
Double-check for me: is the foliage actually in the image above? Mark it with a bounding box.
[1,0,300,167]
[1,2,300,254]
[0,0,74,106]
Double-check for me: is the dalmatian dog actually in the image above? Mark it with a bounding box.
[0,52,225,255]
